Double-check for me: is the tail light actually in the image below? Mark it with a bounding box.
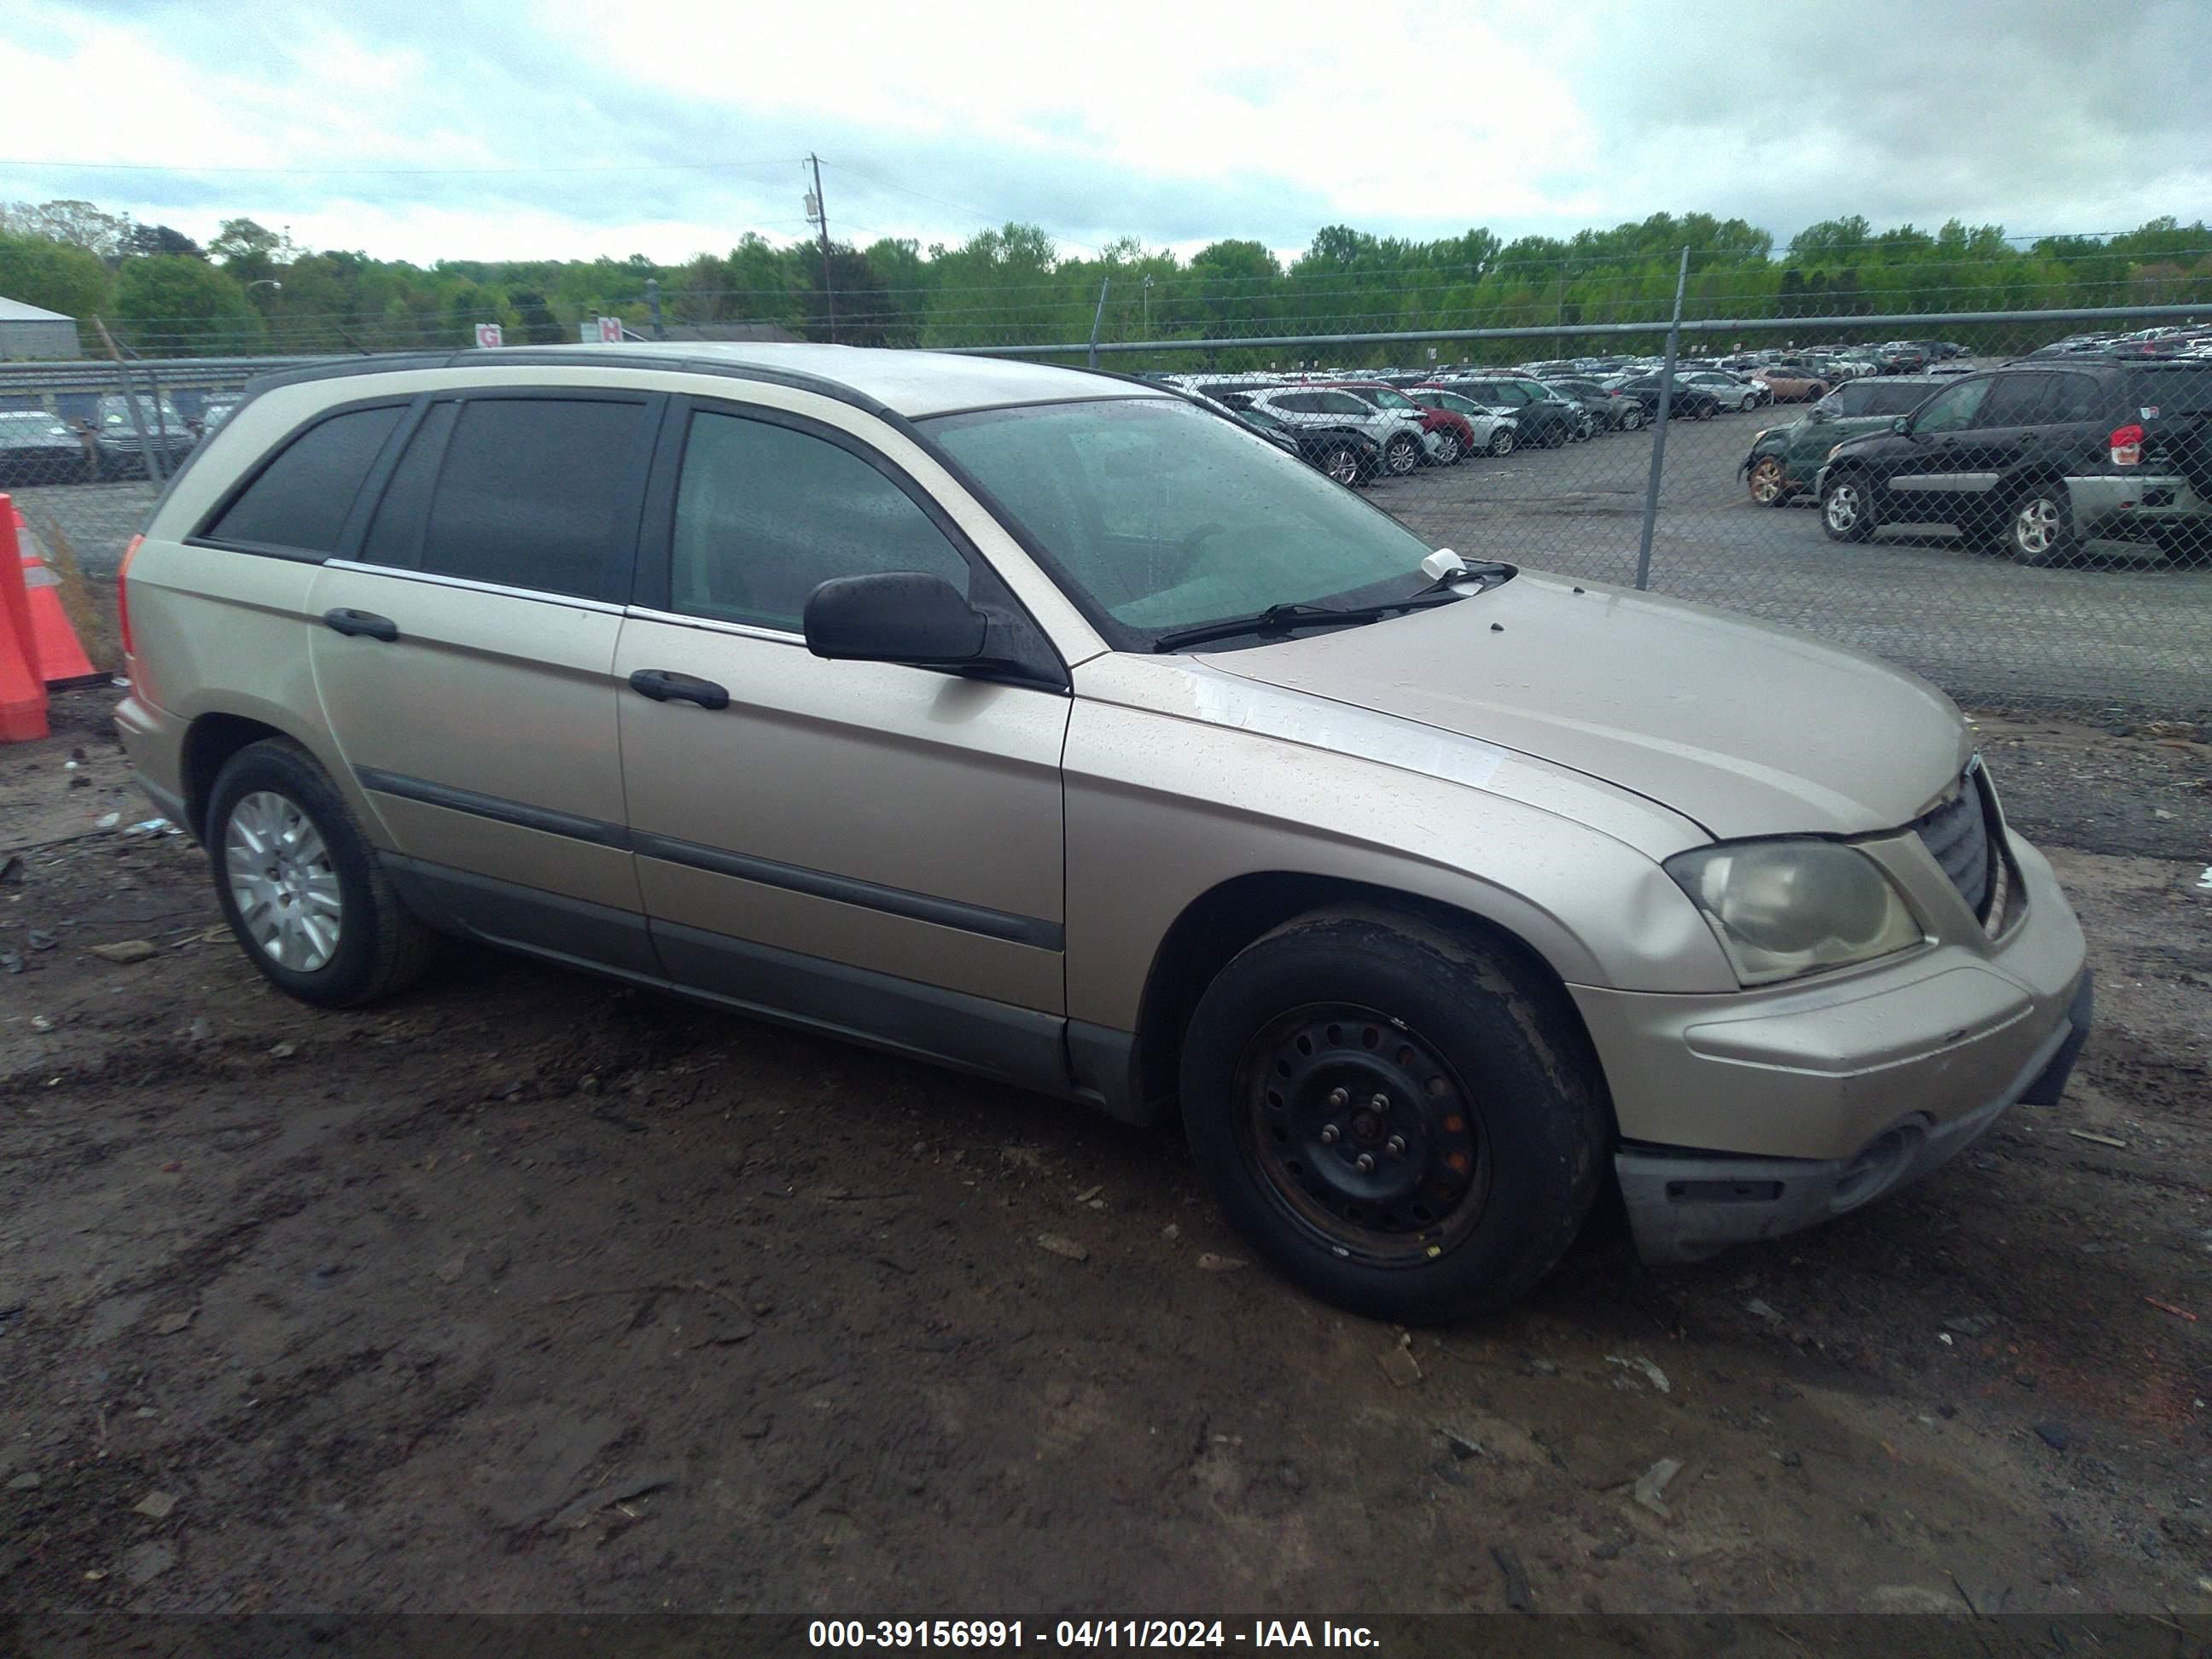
[2110,423,2144,467]
[117,533,143,658]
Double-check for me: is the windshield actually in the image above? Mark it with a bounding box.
[100,396,186,426]
[928,398,1439,649]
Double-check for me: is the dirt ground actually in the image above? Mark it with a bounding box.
[3,688,2210,1620]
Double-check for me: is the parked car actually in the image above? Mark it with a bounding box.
[1871,343,1930,376]
[1673,370,1766,412]
[1185,388,1382,487]
[1540,376,1647,431]
[1240,386,1434,475]
[0,410,93,486]
[1398,387,1520,454]
[1435,375,1583,446]
[1750,365,1831,403]
[115,341,2093,1318]
[1816,359,2212,563]
[1320,382,1481,465]
[91,393,198,479]
[1608,372,1724,421]
[1739,378,1941,505]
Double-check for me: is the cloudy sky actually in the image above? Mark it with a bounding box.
[4,0,2207,265]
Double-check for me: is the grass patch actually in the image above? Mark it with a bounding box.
[21,508,119,675]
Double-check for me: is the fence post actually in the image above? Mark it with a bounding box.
[90,316,162,486]
[646,277,666,341]
[1087,277,1111,370]
[1633,246,1691,592]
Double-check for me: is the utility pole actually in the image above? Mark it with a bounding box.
[806,154,836,344]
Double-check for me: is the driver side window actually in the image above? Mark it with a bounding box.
[1911,379,1992,434]
[669,410,970,632]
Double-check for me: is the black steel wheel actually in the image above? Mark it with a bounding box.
[1179,907,1607,1321]
[1237,1004,1488,1264]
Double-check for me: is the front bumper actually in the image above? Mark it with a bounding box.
[1615,971,2092,1263]
[1573,826,2092,1263]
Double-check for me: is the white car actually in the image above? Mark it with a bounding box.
[1241,387,1438,475]
[1673,370,1767,412]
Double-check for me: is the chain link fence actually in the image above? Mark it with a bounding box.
[3,297,2207,722]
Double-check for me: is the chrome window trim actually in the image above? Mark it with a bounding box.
[321,557,628,615]
[620,604,805,645]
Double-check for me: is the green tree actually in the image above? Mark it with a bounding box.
[0,233,109,329]
[110,254,262,354]
[0,199,137,258]
[507,287,565,344]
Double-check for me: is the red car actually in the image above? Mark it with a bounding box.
[1316,380,1478,465]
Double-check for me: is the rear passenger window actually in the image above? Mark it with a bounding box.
[1977,375,2069,427]
[669,411,970,632]
[416,399,649,602]
[359,400,457,570]
[208,405,405,553]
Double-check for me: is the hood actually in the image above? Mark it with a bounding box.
[1195,573,1970,839]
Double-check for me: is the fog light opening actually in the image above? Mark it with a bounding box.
[1830,1121,1927,1214]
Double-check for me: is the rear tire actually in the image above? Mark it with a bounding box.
[1382,434,1420,476]
[1432,431,1464,466]
[1618,405,1645,432]
[2004,485,2080,567]
[1179,908,1607,1322]
[206,738,439,1009]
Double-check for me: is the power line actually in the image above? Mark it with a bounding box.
[0,155,808,177]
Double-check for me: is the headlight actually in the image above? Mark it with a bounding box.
[1664,840,1924,987]
[1751,428,1770,445]
[1825,442,1845,460]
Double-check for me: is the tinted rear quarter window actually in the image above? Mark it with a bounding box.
[418,398,649,602]
[207,404,405,553]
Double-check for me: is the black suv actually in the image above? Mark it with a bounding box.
[1815,359,2212,564]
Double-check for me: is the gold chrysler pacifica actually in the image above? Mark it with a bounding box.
[115,345,2093,1320]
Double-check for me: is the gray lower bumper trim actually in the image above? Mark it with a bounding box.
[1617,977,2090,1265]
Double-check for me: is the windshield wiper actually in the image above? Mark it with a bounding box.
[1151,562,1513,653]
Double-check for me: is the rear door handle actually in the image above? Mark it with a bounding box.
[323,608,398,642]
[628,668,730,710]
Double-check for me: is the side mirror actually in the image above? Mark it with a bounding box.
[804,571,987,666]
[1890,416,1912,436]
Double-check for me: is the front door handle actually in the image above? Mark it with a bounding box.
[323,608,398,642]
[628,668,730,710]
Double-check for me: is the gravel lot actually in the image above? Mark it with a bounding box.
[14,391,2212,724]
[2,688,2209,1621]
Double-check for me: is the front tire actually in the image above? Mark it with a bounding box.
[1747,456,1789,507]
[1821,472,1875,542]
[1618,405,1645,431]
[207,738,439,1008]
[1487,426,1516,457]
[1179,909,1608,1322]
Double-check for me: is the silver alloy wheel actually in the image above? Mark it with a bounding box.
[2013,495,2062,558]
[1489,427,1516,456]
[224,789,343,972]
[1620,406,1643,430]
[1385,435,1418,474]
[1434,432,1462,464]
[1325,446,1361,486]
[1824,481,1864,533]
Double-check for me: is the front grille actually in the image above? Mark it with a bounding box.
[1910,765,1996,923]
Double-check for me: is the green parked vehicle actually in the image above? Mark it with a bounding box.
[1739,378,1941,506]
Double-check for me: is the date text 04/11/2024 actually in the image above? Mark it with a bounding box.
[806,1621,1382,1649]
